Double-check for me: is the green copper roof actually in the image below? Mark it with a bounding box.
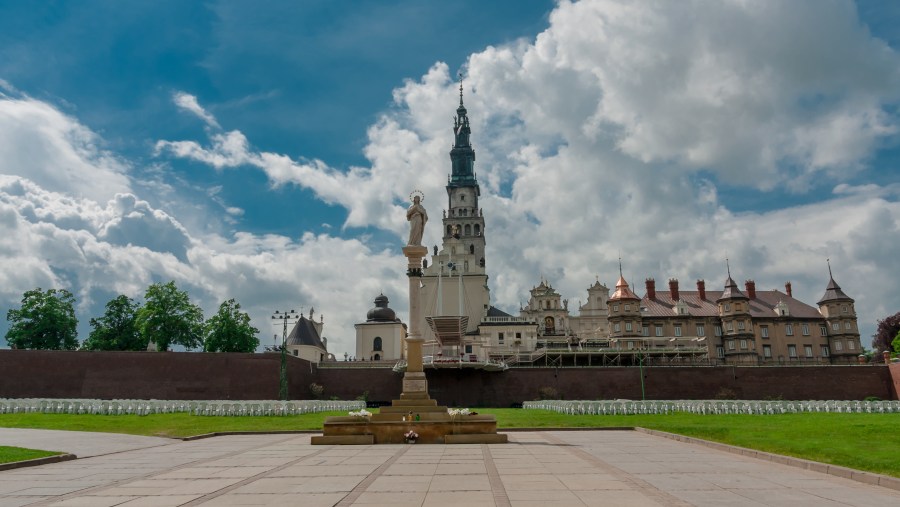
[449,81,478,188]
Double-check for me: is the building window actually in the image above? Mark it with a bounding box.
[802,324,810,336]
[737,320,745,331]
[820,324,827,336]
[674,325,682,337]
[727,340,735,350]
[821,345,829,357]
[627,341,634,350]
[832,322,839,331]
[848,340,856,350]
[465,345,472,354]
[763,345,772,358]
[614,323,621,332]
[739,339,747,349]
[726,322,733,332]
[788,345,797,358]
[655,325,663,337]
[624,304,630,311]
[625,322,633,332]
[613,304,619,312]
[717,346,725,358]
[516,332,522,339]
[642,326,650,337]
[845,321,852,330]
[786,324,794,336]
[696,325,705,337]
[842,305,848,314]
[715,325,722,336]
[760,326,769,338]
[373,337,383,351]
[834,340,843,351]
[804,345,813,358]
[498,333,504,344]
[724,303,731,312]
[293,350,298,356]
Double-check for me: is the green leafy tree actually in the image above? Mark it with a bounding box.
[5,288,78,350]
[203,299,260,352]
[135,281,204,351]
[82,295,144,351]
[892,330,900,356]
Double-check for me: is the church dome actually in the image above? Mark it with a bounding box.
[366,293,396,322]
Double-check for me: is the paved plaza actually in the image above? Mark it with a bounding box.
[0,429,898,506]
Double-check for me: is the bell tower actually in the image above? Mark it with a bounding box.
[420,80,490,343]
[441,79,486,275]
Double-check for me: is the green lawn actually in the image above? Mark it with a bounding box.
[0,446,62,465]
[0,412,342,438]
[1,409,898,477]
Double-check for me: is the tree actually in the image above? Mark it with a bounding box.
[5,288,78,350]
[203,299,260,353]
[135,281,204,351]
[82,295,144,351]
[872,311,900,354]
[892,330,900,356]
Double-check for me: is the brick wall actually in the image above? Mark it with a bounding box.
[0,350,893,404]
[0,350,315,400]
[889,362,900,400]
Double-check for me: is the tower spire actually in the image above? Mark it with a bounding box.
[449,73,477,188]
[827,258,833,279]
[726,257,731,278]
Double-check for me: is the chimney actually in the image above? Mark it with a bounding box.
[697,279,706,300]
[745,280,756,299]
[645,278,656,299]
[669,278,679,301]
[785,281,792,298]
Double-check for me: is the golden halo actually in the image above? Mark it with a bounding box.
[409,190,425,202]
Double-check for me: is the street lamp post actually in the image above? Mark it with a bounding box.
[272,309,299,401]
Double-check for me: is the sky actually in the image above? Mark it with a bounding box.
[1,0,898,356]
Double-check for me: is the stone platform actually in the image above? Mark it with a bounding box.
[312,401,507,445]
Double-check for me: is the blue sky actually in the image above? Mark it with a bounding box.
[1,0,899,355]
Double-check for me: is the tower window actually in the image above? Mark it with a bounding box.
[474,224,481,235]
[464,224,471,236]
[460,194,465,201]
[373,337,382,351]
[469,245,475,254]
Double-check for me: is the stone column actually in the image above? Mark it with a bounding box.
[402,245,429,400]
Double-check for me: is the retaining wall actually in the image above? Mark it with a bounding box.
[0,350,893,405]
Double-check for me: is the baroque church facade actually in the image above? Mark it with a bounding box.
[355,89,862,366]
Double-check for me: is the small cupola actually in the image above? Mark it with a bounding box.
[366,293,397,322]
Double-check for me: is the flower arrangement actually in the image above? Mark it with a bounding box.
[447,408,471,420]
[404,430,419,443]
[348,409,372,419]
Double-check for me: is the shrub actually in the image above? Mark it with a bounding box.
[714,387,738,400]
[537,386,559,400]
[309,383,325,399]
